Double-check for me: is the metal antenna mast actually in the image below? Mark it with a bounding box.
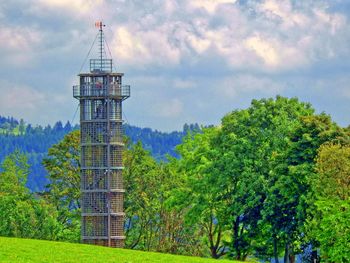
[97,22,105,71]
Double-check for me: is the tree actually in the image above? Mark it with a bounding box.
[0,151,59,239]
[124,141,203,255]
[63,121,72,133]
[214,97,316,261]
[0,150,29,197]
[53,121,63,133]
[311,143,350,262]
[123,141,161,250]
[41,130,199,253]
[157,160,204,256]
[19,119,25,135]
[174,127,229,258]
[43,130,81,242]
[282,114,350,262]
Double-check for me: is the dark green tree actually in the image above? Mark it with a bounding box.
[205,97,334,261]
[279,114,349,262]
[43,130,81,242]
[124,141,202,255]
[310,143,350,262]
[123,141,160,250]
[18,119,25,135]
[0,151,59,239]
[174,127,229,259]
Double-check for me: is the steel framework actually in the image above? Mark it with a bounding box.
[73,22,130,247]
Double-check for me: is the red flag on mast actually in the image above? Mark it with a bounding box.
[95,21,103,29]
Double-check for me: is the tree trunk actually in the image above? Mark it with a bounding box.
[233,216,241,260]
[210,247,219,259]
[289,254,295,263]
[207,215,216,258]
[273,233,279,263]
[311,249,318,263]
[284,241,290,263]
[210,224,223,259]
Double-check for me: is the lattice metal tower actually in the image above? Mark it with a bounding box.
[73,22,130,247]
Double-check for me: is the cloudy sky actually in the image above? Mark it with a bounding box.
[1,0,350,131]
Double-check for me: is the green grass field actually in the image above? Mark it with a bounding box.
[0,237,242,263]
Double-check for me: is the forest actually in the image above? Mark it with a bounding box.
[0,116,195,191]
[0,96,349,262]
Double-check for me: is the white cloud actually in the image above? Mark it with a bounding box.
[245,36,280,67]
[187,34,211,54]
[259,0,309,28]
[189,0,237,14]
[112,27,149,62]
[244,35,309,70]
[90,0,349,72]
[164,0,179,15]
[36,0,104,15]
[0,26,42,66]
[111,25,181,66]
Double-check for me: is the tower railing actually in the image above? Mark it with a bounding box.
[90,59,113,72]
[73,84,130,99]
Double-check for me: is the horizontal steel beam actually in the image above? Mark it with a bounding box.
[82,212,125,216]
[82,189,125,193]
[80,166,124,170]
[82,236,126,240]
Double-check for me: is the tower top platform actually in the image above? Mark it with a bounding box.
[78,72,124,77]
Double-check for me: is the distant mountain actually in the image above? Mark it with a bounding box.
[0,116,200,191]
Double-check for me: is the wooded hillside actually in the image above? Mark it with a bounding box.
[0,116,198,190]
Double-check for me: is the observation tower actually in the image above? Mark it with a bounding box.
[73,21,130,247]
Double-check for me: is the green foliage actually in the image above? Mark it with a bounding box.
[40,131,202,255]
[124,141,160,250]
[2,97,350,262]
[311,143,350,262]
[172,96,348,261]
[124,141,203,255]
[43,130,81,242]
[284,114,350,262]
[0,150,29,196]
[175,127,229,259]
[0,151,59,240]
[215,97,315,261]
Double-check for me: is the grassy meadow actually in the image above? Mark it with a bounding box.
[0,237,244,263]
